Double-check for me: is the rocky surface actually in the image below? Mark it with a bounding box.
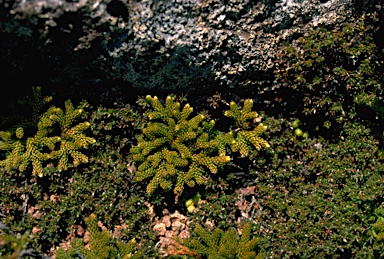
[115,0,357,91]
[0,0,382,101]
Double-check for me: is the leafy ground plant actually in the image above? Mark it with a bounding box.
[56,214,143,259]
[0,101,159,257]
[252,117,384,258]
[130,95,269,197]
[0,99,95,177]
[274,18,383,134]
[166,221,263,259]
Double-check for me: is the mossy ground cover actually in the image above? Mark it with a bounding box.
[1,17,384,259]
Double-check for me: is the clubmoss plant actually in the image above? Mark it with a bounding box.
[0,100,96,176]
[224,99,270,157]
[168,222,263,259]
[130,95,269,196]
[56,214,143,259]
[130,95,231,196]
[0,101,159,255]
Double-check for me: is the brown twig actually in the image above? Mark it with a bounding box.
[164,239,201,259]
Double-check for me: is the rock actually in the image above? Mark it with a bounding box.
[153,222,167,236]
[171,221,186,232]
[165,230,174,238]
[0,0,382,100]
[170,210,188,223]
[162,215,171,228]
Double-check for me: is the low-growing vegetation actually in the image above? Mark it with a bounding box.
[1,17,383,259]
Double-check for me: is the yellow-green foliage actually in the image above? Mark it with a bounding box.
[224,99,270,157]
[56,214,143,259]
[180,222,263,259]
[0,100,95,176]
[130,95,232,195]
[130,96,269,196]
